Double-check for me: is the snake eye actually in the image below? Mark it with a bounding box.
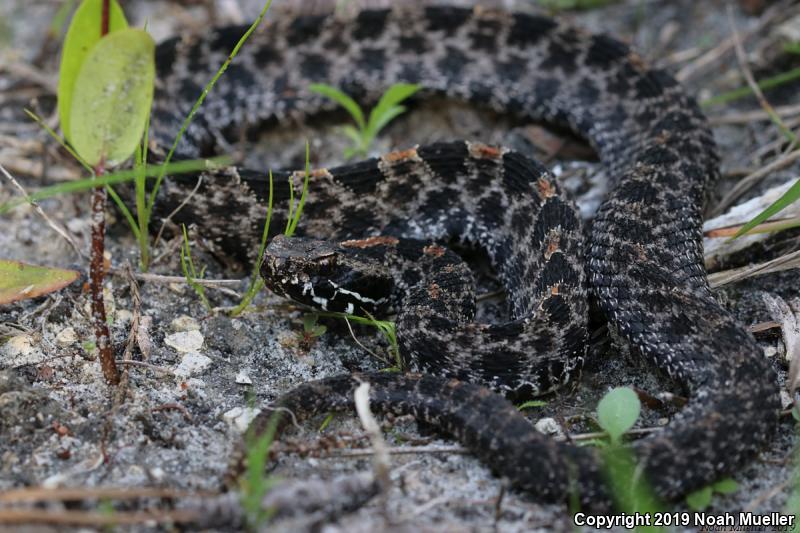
[311,252,337,274]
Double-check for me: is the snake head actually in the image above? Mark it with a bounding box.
[260,234,394,315]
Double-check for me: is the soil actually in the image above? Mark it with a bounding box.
[1,0,799,532]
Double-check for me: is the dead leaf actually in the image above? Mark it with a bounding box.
[0,260,80,305]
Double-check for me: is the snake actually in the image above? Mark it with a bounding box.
[149,5,781,509]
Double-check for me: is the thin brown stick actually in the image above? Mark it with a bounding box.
[0,162,85,260]
[88,2,118,386]
[111,270,243,288]
[727,6,798,148]
[0,508,201,526]
[675,0,787,82]
[712,148,800,215]
[0,486,207,503]
[708,249,800,287]
[704,216,800,238]
[153,174,204,248]
[709,103,800,126]
[344,316,391,366]
[90,169,118,385]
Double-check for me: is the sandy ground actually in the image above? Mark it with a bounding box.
[1,0,800,531]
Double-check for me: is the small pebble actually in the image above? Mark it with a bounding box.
[115,309,133,325]
[173,352,212,378]
[165,330,204,353]
[534,417,563,438]
[223,406,261,433]
[1,334,45,367]
[55,327,78,347]
[235,371,253,385]
[780,390,794,410]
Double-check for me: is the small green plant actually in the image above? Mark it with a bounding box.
[596,387,662,529]
[297,313,328,349]
[18,0,275,272]
[180,224,211,311]
[309,83,420,159]
[685,478,739,510]
[596,387,640,444]
[241,412,280,530]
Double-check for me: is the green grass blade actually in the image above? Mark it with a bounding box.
[106,185,141,241]
[24,108,92,173]
[367,83,419,132]
[146,0,275,216]
[231,169,274,316]
[309,83,366,130]
[0,157,229,215]
[366,105,407,139]
[284,141,311,237]
[702,66,800,108]
[180,224,211,310]
[733,177,800,238]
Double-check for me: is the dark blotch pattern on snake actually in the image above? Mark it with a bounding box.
[149,6,781,508]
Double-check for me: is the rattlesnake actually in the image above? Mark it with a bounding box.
[150,6,781,508]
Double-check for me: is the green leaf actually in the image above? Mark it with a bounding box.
[713,478,739,494]
[369,83,420,121]
[366,105,407,139]
[517,400,548,410]
[0,260,80,305]
[597,387,641,443]
[58,0,128,142]
[302,313,318,332]
[367,83,419,134]
[733,177,800,238]
[70,28,155,166]
[341,125,365,147]
[686,486,713,511]
[309,83,366,130]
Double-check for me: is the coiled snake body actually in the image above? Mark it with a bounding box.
[151,6,780,508]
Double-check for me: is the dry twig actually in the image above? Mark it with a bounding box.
[0,162,85,260]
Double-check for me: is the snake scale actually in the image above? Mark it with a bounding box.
[149,6,781,509]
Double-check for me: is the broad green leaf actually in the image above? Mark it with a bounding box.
[70,28,155,166]
[309,83,366,130]
[734,177,800,238]
[58,0,128,142]
[713,478,739,494]
[597,387,641,443]
[685,486,713,511]
[517,400,547,410]
[0,260,80,304]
